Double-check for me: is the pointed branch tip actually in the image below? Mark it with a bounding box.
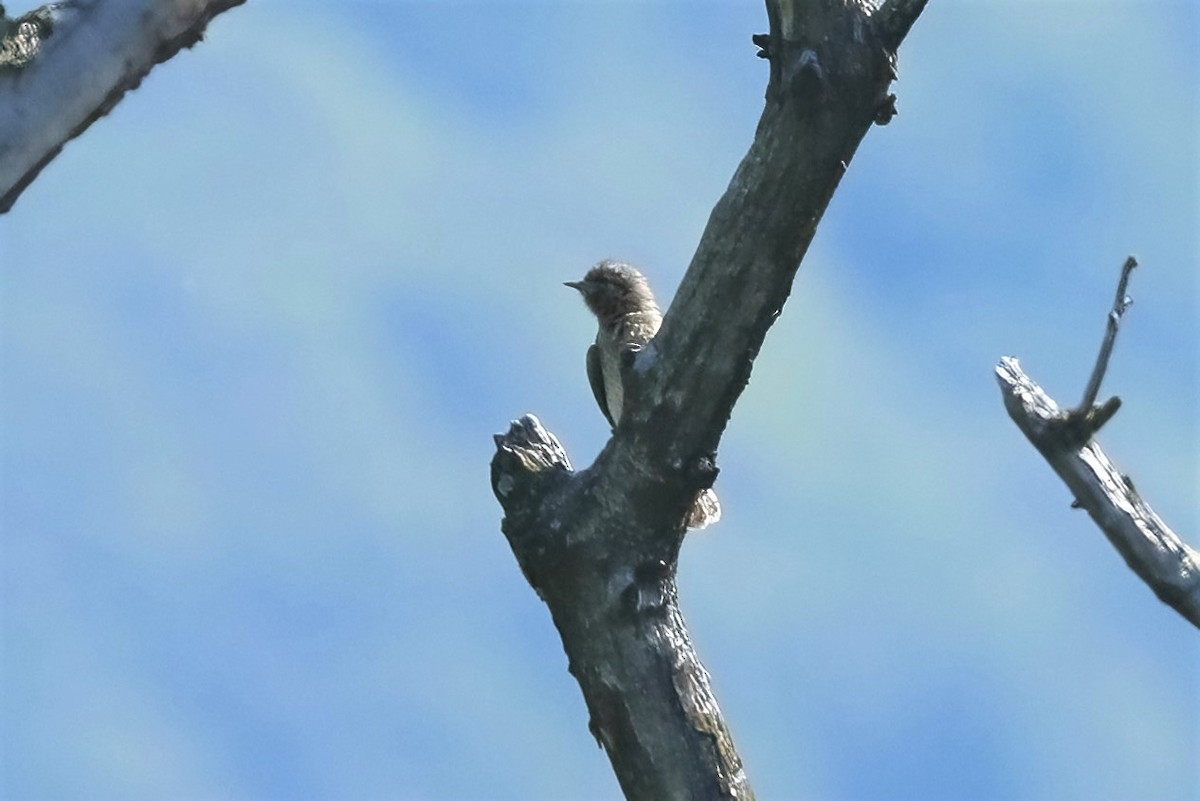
[1078,256,1139,413]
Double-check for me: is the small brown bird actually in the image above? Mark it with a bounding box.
[566,259,721,530]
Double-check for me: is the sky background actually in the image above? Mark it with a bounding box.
[2,1,1198,799]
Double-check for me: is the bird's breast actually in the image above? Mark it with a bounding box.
[597,311,661,425]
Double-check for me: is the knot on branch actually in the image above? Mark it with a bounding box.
[874,92,898,125]
[784,47,830,103]
[752,32,771,59]
[683,454,720,491]
[1063,396,1122,443]
[619,559,673,619]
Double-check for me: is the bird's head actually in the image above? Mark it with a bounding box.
[564,260,659,320]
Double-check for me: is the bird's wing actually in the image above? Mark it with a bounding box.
[586,343,614,429]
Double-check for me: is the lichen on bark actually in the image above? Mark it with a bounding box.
[0,3,57,70]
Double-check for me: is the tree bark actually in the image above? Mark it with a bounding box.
[0,0,245,213]
[491,1,927,798]
[997,359,1200,628]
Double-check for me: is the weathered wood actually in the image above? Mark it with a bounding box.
[0,0,246,212]
[996,357,1200,629]
[492,1,929,797]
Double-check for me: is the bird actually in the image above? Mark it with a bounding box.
[565,259,721,530]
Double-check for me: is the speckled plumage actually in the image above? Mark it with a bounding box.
[566,259,721,530]
[565,260,662,427]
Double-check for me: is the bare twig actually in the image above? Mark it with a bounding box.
[1079,256,1137,412]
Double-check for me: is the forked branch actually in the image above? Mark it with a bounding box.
[997,258,1200,628]
[492,0,929,797]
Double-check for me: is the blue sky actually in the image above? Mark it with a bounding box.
[2,2,1197,799]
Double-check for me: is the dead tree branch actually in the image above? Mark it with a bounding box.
[0,0,245,213]
[997,258,1200,629]
[491,0,928,797]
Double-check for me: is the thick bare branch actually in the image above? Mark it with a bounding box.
[493,0,927,796]
[0,0,245,213]
[492,416,750,801]
[632,0,902,473]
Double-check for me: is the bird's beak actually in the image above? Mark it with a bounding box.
[563,280,585,292]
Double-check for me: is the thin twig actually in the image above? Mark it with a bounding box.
[1079,256,1137,412]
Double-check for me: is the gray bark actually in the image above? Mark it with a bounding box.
[996,357,1200,629]
[491,1,928,798]
[0,0,245,213]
